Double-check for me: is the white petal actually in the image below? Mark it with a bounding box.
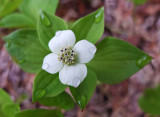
[59,64,87,87]
[73,40,97,63]
[42,53,63,74]
[49,30,76,54]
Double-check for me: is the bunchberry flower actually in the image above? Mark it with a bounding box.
[42,30,97,87]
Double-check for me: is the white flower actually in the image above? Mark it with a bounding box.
[42,30,97,87]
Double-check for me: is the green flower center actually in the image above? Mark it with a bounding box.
[58,47,76,65]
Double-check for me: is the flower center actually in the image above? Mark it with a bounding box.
[58,47,76,65]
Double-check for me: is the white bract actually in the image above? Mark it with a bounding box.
[42,30,97,87]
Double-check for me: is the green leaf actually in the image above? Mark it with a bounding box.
[0,89,13,104]
[0,0,8,11]
[33,70,67,102]
[69,69,97,110]
[0,89,13,117]
[139,86,160,115]
[0,13,35,28]
[4,29,50,73]
[71,7,104,44]
[87,37,152,84]
[15,109,63,117]
[37,10,68,50]
[0,0,23,18]
[39,92,75,110]
[2,103,20,117]
[20,0,59,22]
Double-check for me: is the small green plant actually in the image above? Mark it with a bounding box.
[0,88,63,117]
[0,0,59,28]
[139,86,160,116]
[1,0,152,116]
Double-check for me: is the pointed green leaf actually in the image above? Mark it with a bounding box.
[15,109,63,117]
[39,92,75,110]
[20,0,59,22]
[4,29,49,73]
[0,0,23,18]
[71,7,104,44]
[69,69,97,110]
[87,37,152,84]
[37,10,68,50]
[2,103,20,117]
[139,86,160,115]
[0,13,35,28]
[33,70,67,102]
[0,89,13,104]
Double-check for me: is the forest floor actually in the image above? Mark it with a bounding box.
[0,0,160,117]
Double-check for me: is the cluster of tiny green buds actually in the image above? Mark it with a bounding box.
[58,47,76,65]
